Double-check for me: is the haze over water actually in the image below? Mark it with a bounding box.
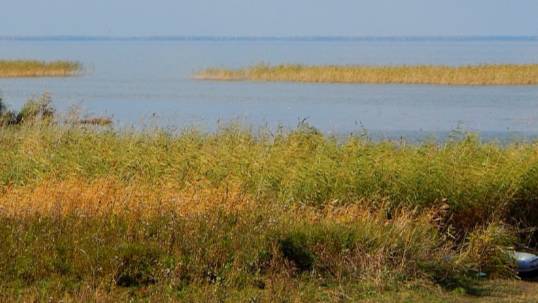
[1,37,538,140]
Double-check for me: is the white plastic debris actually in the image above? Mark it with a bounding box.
[513,251,538,274]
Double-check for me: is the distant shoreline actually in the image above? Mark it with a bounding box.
[1,35,538,42]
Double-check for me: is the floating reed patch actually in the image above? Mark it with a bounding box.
[195,64,538,85]
[0,60,81,78]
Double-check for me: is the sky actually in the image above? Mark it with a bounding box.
[1,0,537,37]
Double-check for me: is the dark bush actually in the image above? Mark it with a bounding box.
[278,233,314,272]
[114,244,161,287]
[0,97,17,126]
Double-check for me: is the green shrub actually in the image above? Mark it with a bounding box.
[16,93,55,124]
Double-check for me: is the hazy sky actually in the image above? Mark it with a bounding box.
[1,0,537,37]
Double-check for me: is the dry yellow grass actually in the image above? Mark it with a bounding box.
[0,60,81,77]
[195,63,538,85]
[0,177,398,226]
[0,178,253,218]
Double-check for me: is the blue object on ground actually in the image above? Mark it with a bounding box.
[514,252,538,274]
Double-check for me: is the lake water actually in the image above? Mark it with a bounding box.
[1,37,538,140]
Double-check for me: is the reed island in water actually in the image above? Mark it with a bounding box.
[196,63,538,85]
[0,60,81,78]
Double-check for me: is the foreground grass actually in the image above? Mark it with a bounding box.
[2,121,538,301]
[195,64,538,85]
[0,60,81,78]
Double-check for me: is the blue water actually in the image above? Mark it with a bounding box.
[1,37,538,139]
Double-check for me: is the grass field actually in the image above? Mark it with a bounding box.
[2,97,538,301]
[195,64,538,85]
[0,60,81,78]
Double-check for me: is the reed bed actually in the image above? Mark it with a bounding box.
[195,64,538,85]
[0,91,537,301]
[0,60,81,78]
[1,119,537,301]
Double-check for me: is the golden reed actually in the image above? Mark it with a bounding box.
[195,64,538,85]
[0,60,81,78]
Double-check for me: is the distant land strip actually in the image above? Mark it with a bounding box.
[0,35,537,42]
[195,64,538,86]
[0,60,81,78]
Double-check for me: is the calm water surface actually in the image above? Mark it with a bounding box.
[1,38,538,140]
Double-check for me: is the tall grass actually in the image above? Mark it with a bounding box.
[1,108,537,300]
[2,123,537,230]
[0,60,81,77]
[195,64,538,85]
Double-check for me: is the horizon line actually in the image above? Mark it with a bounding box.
[1,35,537,42]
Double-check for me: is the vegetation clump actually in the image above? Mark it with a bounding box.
[0,94,112,127]
[0,60,81,77]
[196,63,538,85]
[0,93,55,126]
